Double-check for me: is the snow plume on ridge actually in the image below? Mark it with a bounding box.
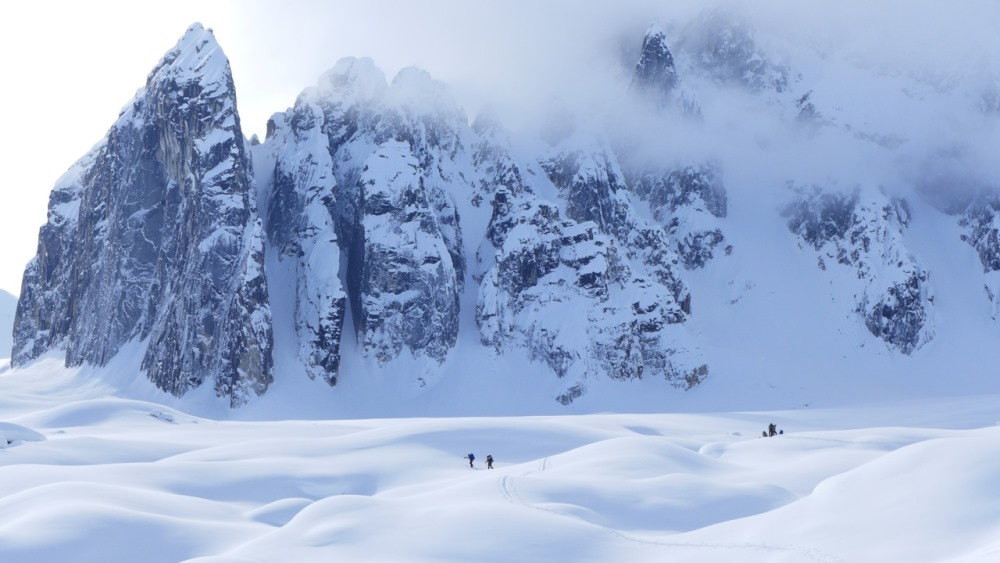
[12,23,273,407]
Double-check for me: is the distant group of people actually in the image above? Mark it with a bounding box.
[466,453,494,469]
[762,422,783,437]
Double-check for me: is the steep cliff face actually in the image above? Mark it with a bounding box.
[621,25,729,271]
[13,24,272,406]
[959,194,1000,320]
[263,98,345,385]
[633,24,680,99]
[260,58,467,373]
[631,25,700,114]
[475,133,707,398]
[351,141,461,364]
[625,160,728,270]
[476,185,705,403]
[17,15,991,412]
[783,185,933,354]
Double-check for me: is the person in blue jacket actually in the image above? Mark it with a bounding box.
[466,452,475,468]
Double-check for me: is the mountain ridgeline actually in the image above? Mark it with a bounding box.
[12,20,999,408]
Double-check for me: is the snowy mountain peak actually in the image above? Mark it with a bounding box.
[147,22,230,91]
[632,23,679,97]
[14,16,1000,413]
[317,56,388,104]
[13,23,271,407]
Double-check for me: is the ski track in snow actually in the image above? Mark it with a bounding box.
[4,362,1000,561]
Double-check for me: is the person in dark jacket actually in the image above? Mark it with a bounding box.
[486,454,494,469]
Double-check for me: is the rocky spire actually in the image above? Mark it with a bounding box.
[12,23,273,406]
[632,24,679,99]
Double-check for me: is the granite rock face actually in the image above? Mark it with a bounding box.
[261,58,467,372]
[263,97,346,385]
[13,24,272,406]
[28,18,984,410]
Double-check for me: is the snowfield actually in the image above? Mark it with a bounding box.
[3,359,1000,563]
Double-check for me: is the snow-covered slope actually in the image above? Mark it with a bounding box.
[2,366,1000,562]
[0,289,15,359]
[10,12,1000,414]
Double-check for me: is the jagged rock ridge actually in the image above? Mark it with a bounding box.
[14,14,982,409]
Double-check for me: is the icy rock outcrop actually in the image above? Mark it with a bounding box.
[477,187,706,395]
[959,195,1000,273]
[264,98,346,385]
[633,24,680,99]
[627,162,729,269]
[623,27,728,270]
[261,57,467,367]
[541,139,690,309]
[632,25,700,114]
[958,194,1000,319]
[13,24,272,406]
[783,185,933,354]
[472,134,709,396]
[351,141,460,364]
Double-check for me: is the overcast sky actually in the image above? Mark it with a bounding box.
[0,0,996,296]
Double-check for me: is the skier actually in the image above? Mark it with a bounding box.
[768,423,777,437]
[486,454,494,469]
[466,452,475,468]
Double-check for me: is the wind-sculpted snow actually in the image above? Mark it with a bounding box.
[13,24,273,406]
[784,185,933,354]
[5,367,1000,563]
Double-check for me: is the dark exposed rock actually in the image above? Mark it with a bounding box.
[632,24,680,100]
[783,185,932,354]
[13,24,273,406]
[264,97,346,385]
[960,194,1000,273]
[350,141,460,364]
[628,162,728,269]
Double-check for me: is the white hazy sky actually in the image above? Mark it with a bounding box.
[0,0,996,296]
